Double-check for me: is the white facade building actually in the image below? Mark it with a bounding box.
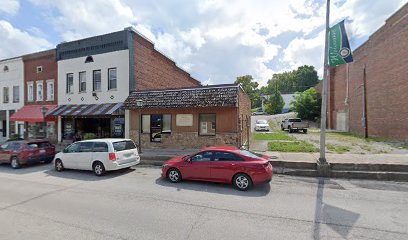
[57,49,129,105]
[0,57,24,141]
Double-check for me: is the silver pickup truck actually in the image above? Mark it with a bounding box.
[281,118,309,133]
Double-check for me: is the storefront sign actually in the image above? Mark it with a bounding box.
[176,114,193,126]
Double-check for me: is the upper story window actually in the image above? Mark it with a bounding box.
[93,70,101,91]
[66,73,74,93]
[108,68,117,90]
[47,80,54,101]
[85,56,94,63]
[13,86,19,103]
[36,81,43,101]
[3,87,9,103]
[27,82,34,102]
[36,66,43,73]
[3,66,9,72]
[79,71,86,92]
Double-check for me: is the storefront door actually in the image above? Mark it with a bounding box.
[150,114,162,142]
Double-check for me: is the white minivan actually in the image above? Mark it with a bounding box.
[54,139,140,176]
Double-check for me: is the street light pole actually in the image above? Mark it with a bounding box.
[318,0,331,176]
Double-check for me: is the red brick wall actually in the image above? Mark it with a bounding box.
[329,4,408,140]
[132,33,201,90]
[23,49,58,105]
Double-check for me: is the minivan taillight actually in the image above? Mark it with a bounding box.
[109,153,117,161]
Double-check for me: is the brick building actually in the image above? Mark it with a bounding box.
[326,3,408,140]
[47,27,201,142]
[10,49,58,141]
[124,84,251,148]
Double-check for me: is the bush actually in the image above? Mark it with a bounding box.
[83,133,97,140]
[8,134,23,141]
[290,88,321,121]
[264,88,284,115]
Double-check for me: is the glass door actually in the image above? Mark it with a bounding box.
[150,114,162,142]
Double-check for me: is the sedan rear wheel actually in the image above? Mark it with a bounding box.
[10,157,20,169]
[233,173,252,191]
[167,168,181,183]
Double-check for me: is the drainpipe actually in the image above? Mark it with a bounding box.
[362,64,368,138]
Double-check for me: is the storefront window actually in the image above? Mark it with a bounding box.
[142,115,150,133]
[162,114,171,133]
[199,113,216,136]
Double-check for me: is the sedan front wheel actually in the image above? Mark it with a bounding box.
[167,168,181,183]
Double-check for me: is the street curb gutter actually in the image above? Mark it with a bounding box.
[140,158,408,182]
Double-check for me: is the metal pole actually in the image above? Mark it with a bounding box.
[138,108,142,153]
[319,0,330,164]
[362,64,368,138]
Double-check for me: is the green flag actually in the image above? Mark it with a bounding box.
[328,20,353,66]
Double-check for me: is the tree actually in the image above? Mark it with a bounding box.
[234,75,260,108]
[264,87,284,115]
[289,88,322,121]
[263,65,320,94]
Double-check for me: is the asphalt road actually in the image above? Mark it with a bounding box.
[0,163,407,240]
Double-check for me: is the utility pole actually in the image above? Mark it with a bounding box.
[318,0,331,176]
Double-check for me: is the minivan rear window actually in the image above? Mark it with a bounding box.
[113,141,137,152]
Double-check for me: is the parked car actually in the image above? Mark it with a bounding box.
[254,119,270,131]
[0,140,55,169]
[281,118,309,133]
[53,139,140,176]
[252,111,266,116]
[161,146,272,191]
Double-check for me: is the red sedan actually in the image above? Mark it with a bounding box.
[161,146,272,191]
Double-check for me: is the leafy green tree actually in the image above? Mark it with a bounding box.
[264,87,284,115]
[289,88,322,121]
[234,75,261,108]
[263,65,320,94]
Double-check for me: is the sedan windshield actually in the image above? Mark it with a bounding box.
[256,120,268,124]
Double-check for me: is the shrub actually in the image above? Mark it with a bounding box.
[290,88,321,121]
[83,133,97,140]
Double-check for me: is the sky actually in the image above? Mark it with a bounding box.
[0,0,406,86]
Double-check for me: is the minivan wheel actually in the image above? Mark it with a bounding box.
[167,168,181,183]
[10,157,20,169]
[93,162,106,176]
[55,159,64,172]
[233,173,252,191]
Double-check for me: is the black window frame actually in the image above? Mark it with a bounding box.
[79,71,86,93]
[198,113,216,136]
[66,73,74,94]
[93,70,101,92]
[108,67,117,90]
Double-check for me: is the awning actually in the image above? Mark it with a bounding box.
[10,105,57,122]
[47,103,124,117]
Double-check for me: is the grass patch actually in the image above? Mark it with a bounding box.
[311,140,319,143]
[268,141,318,152]
[253,132,294,141]
[327,143,351,154]
[359,145,372,152]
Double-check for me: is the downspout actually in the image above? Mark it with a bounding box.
[362,64,368,138]
[344,63,350,131]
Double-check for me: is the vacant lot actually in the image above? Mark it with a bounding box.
[251,114,408,154]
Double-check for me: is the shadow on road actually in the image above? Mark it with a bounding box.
[313,178,360,239]
[44,167,136,181]
[0,162,53,175]
[155,177,271,197]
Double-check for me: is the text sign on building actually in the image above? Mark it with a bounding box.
[176,114,193,126]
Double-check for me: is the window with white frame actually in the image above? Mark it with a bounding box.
[3,87,9,103]
[199,113,216,136]
[108,68,117,90]
[28,82,34,102]
[79,71,86,92]
[47,80,54,101]
[93,70,101,91]
[66,73,73,93]
[36,81,43,101]
[13,86,19,103]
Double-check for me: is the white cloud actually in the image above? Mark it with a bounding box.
[0,0,20,16]
[0,20,52,59]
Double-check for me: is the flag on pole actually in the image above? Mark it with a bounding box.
[328,20,353,66]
